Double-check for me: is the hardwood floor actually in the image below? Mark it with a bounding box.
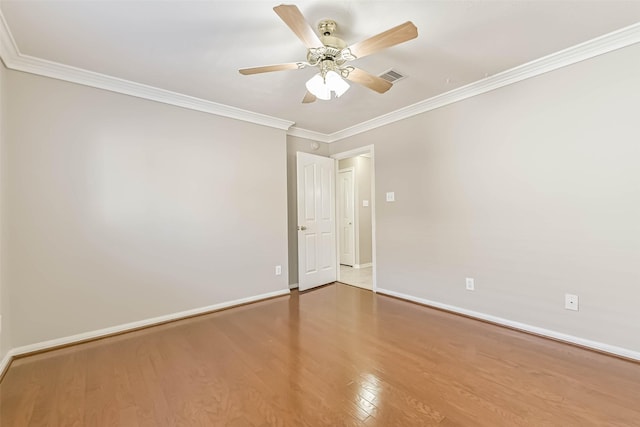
[2,283,640,426]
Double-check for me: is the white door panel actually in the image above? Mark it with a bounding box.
[297,152,336,291]
[339,169,355,266]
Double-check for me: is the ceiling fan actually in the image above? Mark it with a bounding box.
[239,4,418,103]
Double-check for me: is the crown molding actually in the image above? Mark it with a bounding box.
[2,7,639,140]
[286,126,334,143]
[8,54,296,130]
[0,11,294,131]
[290,21,640,143]
[0,7,18,62]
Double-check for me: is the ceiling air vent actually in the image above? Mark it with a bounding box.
[379,69,406,83]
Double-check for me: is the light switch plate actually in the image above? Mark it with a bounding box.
[363,200,369,207]
[386,192,395,202]
[465,278,475,291]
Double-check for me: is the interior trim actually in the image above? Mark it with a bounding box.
[0,351,11,382]
[353,263,372,269]
[2,10,638,141]
[287,126,334,144]
[0,12,294,132]
[0,7,18,60]
[0,288,290,381]
[289,22,640,142]
[376,288,640,363]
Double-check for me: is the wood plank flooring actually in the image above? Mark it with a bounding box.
[2,283,640,426]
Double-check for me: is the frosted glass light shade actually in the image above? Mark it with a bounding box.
[305,71,350,100]
[325,71,350,97]
[305,74,331,100]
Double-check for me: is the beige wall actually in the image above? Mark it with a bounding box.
[330,43,640,352]
[0,61,8,359]
[286,136,330,286]
[4,70,290,348]
[338,156,372,265]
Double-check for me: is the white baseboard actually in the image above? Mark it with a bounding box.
[376,288,640,362]
[5,288,290,362]
[353,263,372,269]
[289,283,299,289]
[0,349,15,378]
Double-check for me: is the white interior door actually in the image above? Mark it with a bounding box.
[339,169,355,266]
[297,152,336,291]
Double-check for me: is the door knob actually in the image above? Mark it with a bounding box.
[297,225,307,231]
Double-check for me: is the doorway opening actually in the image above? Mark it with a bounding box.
[332,145,376,291]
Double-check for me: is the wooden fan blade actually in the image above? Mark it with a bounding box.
[348,21,418,59]
[239,63,301,75]
[273,4,324,49]
[302,91,317,103]
[346,68,393,94]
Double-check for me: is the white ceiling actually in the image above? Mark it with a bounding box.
[2,0,640,135]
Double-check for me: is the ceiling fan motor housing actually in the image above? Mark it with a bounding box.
[307,18,354,75]
[318,19,337,36]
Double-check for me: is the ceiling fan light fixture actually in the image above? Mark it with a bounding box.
[326,70,350,97]
[305,71,350,100]
[240,6,418,103]
[305,74,331,100]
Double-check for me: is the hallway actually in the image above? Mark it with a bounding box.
[339,265,373,290]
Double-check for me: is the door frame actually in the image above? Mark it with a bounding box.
[331,145,377,292]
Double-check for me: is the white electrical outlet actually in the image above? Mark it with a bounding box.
[275,265,282,276]
[565,294,579,311]
[386,192,395,202]
[465,278,475,291]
